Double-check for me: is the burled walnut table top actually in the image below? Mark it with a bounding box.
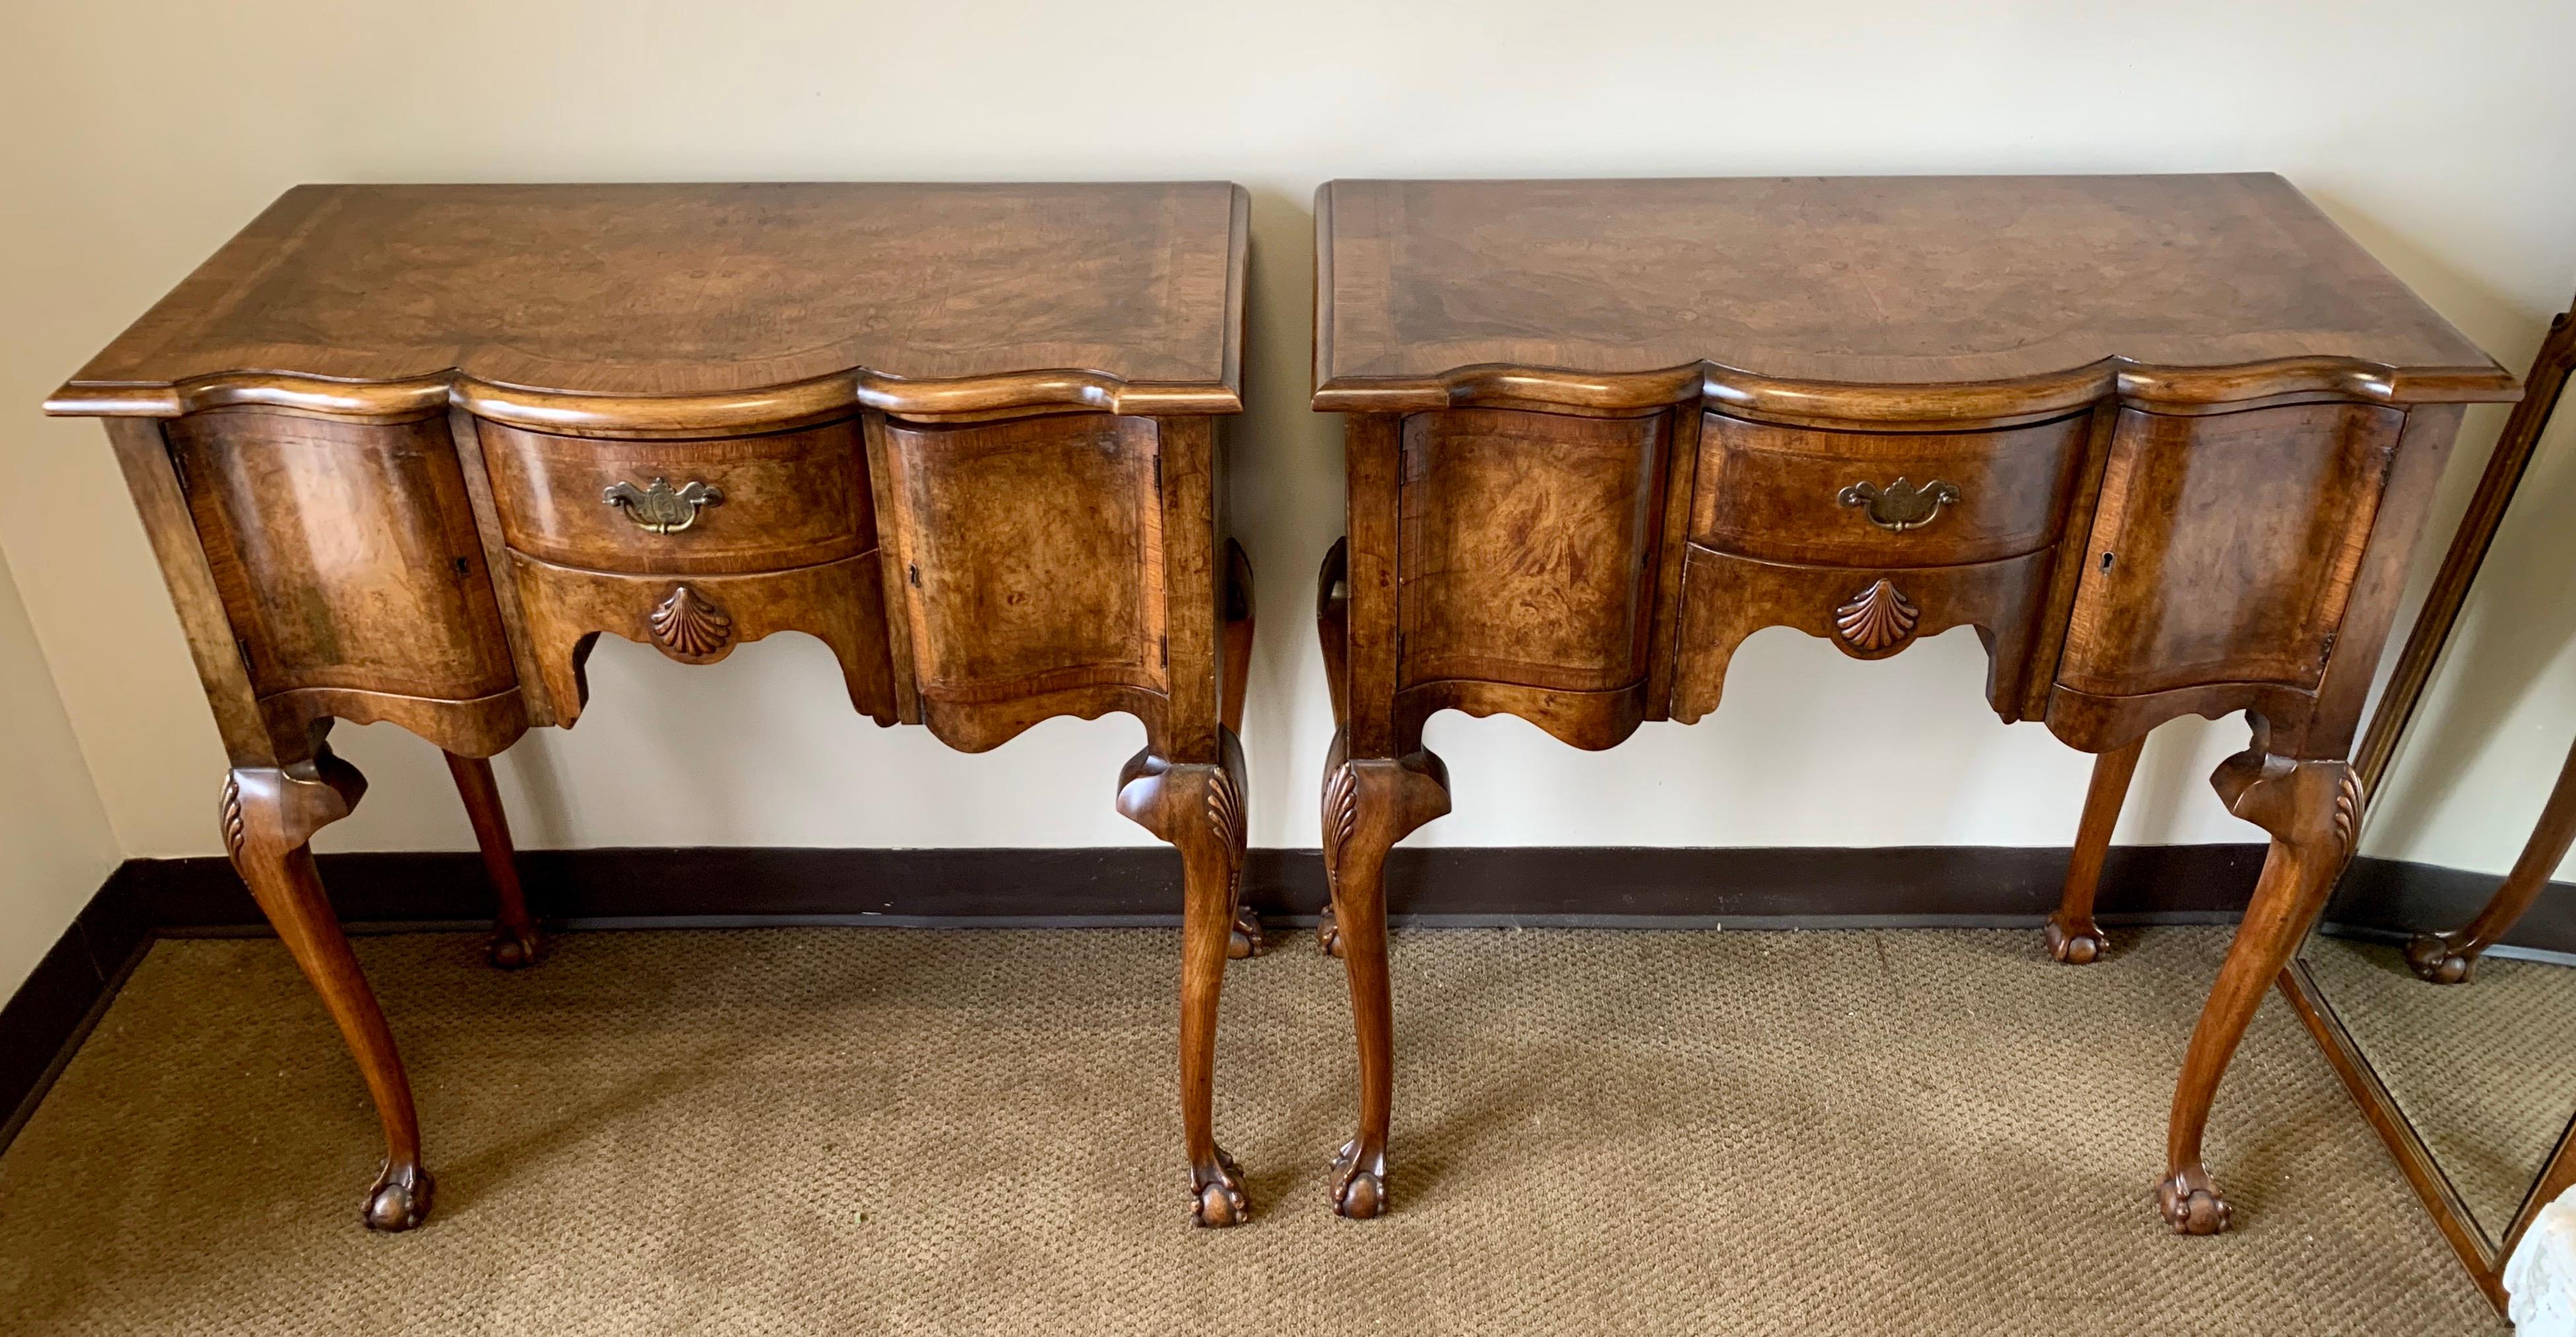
[50,181,1249,426]
[1314,175,2515,415]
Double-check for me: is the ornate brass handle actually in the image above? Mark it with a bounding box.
[602,476,723,535]
[1837,477,1960,532]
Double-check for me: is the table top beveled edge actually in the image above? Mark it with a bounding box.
[45,180,1253,432]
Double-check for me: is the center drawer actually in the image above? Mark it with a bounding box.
[1690,410,2088,567]
[477,418,874,574]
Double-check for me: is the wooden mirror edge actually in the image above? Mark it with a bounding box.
[2289,285,2576,1319]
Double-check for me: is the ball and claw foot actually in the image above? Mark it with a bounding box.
[1192,1149,1250,1228]
[2158,1166,2230,1235]
[363,1163,434,1232]
[1228,906,1266,961]
[2402,932,2474,985]
[1316,905,1344,958]
[2044,916,2107,965]
[1330,1139,1386,1220]
[486,925,543,971]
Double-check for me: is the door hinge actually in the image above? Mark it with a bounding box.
[907,562,921,588]
[1153,453,1163,492]
[1159,635,1169,668]
[234,637,255,671]
[164,439,191,494]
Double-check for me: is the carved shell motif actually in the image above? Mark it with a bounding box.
[1834,579,1920,653]
[648,585,734,658]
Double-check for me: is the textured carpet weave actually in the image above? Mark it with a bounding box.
[2306,935,2576,1243]
[0,926,2500,1334]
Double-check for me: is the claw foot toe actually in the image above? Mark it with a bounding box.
[1228,907,1266,961]
[2044,917,2106,965]
[1317,905,1344,958]
[1192,1149,1250,1228]
[363,1163,434,1232]
[2402,933,2474,985]
[1330,1140,1386,1219]
[486,926,543,971]
[2158,1167,2229,1235]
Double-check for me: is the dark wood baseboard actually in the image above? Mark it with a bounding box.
[2323,857,2576,957]
[9,841,2544,1156]
[117,841,2274,929]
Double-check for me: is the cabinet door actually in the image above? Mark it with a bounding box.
[2057,403,2402,699]
[172,408,517,703]
[1396,407,1667,694]
[878,412,1168,713]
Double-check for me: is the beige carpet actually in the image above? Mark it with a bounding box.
[0,925,2501,1334]
[2305,935,2576,1243]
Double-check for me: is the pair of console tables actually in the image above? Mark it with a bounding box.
[49,175,2515,1236]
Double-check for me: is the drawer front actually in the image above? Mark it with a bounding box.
[1690,411,2087,567]
[479,418,872,574]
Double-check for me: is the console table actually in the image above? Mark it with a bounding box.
[1308,174,2519,1230]
[48,182,1262,1231]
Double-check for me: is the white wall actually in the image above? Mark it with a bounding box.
[2,1,2572,900]
[0,546,118,998]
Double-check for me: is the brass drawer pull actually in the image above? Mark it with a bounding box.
[1838,477,1960,531]
[603,476,723,534]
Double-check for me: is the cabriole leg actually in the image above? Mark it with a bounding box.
[2159,744,2359,1234]
[223,750,434,1231]
[1118,732,1252,1227]
[2046,736,2145,964]
[2403,732,2576,984]
[443,752,541,969]
[1319,730,1450,1219]
[1218,540,1264,961]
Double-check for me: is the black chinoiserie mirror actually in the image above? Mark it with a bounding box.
[2287,288,2576,1315]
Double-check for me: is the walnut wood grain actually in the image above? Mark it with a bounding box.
[1312,174,2514,1231]
[2045,737,2146,965]
[57,182,1252,1229]
[2056,403,2403,701]
[507,552,899,727]
[1398,408,1666,694]
[167,409,521,704]
[880,412,1171,754]
[1669,546,2054,723]
[443,752,540,969]
[1316,176,2513,416]
[1692,411,2087,567]
[49,183,1249,424]
[480,418,874,574]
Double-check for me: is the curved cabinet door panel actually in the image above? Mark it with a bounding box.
[169,409,517,703]
[879,413,1169,713]
[1397,408,1667,694]
[2057,402,2404,699]
[478,418,872,575]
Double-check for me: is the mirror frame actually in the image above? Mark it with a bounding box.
[2280,286,2576,1312]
